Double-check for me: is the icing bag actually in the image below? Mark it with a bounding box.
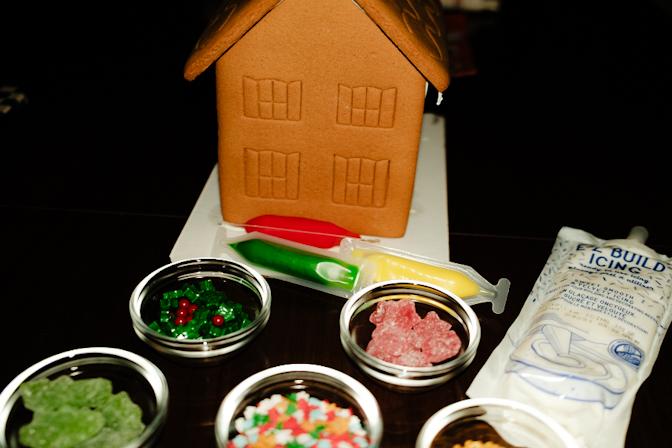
[467,226,672,448]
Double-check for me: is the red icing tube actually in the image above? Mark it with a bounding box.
[244,215,360,248]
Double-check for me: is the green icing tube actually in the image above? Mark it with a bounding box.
[230,239,359,290]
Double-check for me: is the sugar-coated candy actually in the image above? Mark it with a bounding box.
[366,300,461,367]
[369,299,421,329]
[19,406,105,448]
[21,376,113,413]
[18,375,145,448]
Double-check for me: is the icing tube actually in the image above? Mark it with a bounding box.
[229,238,358,291]
[243,215,360,249]
[341,239,510,314]
[467,226,672,448]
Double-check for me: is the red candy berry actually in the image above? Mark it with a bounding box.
[172,300,197,327]
[212,315,225,327]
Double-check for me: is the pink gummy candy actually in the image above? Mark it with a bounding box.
[365,300,461,367]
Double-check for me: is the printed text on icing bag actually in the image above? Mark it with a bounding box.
[466,226,672,448]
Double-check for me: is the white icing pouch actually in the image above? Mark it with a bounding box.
[467,226,672,448]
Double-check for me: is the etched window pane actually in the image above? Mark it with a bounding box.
[337,85,352,125]
[243,77,301,121]
[332,155,389,207]
[287,81,302,121]
[337,84,396,128]
[243,77,259,118]
[379,89,397,128]
[245,148,300,199]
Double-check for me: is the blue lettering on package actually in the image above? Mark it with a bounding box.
[609,340,643,368]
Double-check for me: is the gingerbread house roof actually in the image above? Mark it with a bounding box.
[183,0,450,91]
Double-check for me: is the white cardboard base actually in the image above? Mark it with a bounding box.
[170,113,450,264]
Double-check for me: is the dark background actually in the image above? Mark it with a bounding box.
[1,1,671,447]
[2,0,671,243]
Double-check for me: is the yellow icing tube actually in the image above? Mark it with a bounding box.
[343,241,510,314]
[354,251,481,299]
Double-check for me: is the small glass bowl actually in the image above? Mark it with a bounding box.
[214,363,383,447]
[0,347,169,448]
[340,280,481,391]
[129,257,271,362]
[416,398,579,448]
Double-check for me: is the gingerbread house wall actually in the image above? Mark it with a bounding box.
[214,0,427,237]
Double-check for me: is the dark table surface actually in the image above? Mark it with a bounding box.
[1,1,671,447]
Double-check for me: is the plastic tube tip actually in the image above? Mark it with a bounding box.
[627,226,649,244]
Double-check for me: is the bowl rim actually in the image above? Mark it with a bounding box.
[0,346,169,448]
[415,397,580,448]
[128,257,272,349]
[339,280,481,384]
[214,363,383,446]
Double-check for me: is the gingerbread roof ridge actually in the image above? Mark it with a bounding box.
[183,0,450,91]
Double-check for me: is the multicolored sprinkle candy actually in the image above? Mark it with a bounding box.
[228,391,370,448]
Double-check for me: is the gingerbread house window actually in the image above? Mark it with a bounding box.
[332,155,389,207]
[243,77,302,121]
[245,148,300,199]
[337,85,396,128]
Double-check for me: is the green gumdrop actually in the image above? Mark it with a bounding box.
[66,378,113,409]
[99,391,145,433]
[77,427,143,448]
[19,406,105,448]
[21,376,113,413]
[20,376,74,412]
[19,378,52,412]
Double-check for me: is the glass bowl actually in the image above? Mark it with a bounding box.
[129,257,271,362]
[214,363,383,447]
[0,347,169,448]
[340,280,481,391]
[416,398,579,448]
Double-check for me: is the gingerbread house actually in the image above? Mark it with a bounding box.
[184,0,449,237]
